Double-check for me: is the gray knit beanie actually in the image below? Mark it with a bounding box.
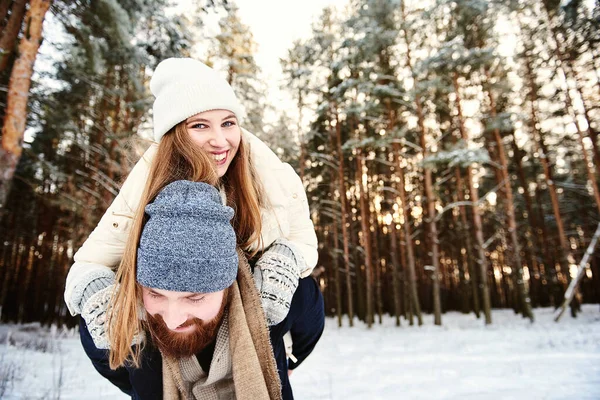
[137,180,238,293]
[150,58,246,142]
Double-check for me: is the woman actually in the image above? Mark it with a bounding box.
[65,58,324,399]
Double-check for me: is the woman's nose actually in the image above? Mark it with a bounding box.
[209,128,228,148]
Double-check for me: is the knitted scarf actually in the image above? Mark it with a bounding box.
[162,249,282,400]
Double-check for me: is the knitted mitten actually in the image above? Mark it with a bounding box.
[81,283,117,349]
[253,239,302,326]
[81,283,144,349]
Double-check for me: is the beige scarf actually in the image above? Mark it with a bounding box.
[162,250,282,400]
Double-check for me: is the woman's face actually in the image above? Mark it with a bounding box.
[185,109,241,177]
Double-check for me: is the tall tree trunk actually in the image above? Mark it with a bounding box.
[389,220,402,326]
[327,113,343,327]
[451,186,470,314]
[387,94,421,324]
[452,73,492,324]
[456,167,479,317]
[356,153,374,327]
[510,137,543,308]
[484,68,534,322]
[396,156,423,325]
[398,213,413,324]
[333,104,354,326]
[533,186,562,306]
[0,0,27,73]
[420,134,442,325]
[350,212,366,321]
[0,0,52,209]
[400,0,441,325]
[524,53,574,290]
[332,221,343,327]
[371,211,383,324]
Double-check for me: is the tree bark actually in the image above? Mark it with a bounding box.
[0,0,28,73]
[0,0,51,209]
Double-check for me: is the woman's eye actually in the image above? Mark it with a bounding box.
[191,123,207,129]
[222,120,236,127]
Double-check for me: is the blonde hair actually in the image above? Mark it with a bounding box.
[107,122,263,369]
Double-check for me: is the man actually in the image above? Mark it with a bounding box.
[83,180,280,399]
[79,180,323,399]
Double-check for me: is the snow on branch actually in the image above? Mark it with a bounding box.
[433,176,508,223]
[421,142,491,168]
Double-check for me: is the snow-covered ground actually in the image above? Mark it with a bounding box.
[1,306,599,399]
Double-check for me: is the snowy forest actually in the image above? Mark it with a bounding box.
[1,0,600,331]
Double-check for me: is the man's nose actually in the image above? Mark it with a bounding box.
[162,306,187,330]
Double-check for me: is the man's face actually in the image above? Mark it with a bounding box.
[142,286,229,358]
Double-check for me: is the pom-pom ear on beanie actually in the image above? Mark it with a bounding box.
[136,180,239,293]
[150,58,245,142]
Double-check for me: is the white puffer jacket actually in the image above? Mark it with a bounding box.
[64,129,318,315]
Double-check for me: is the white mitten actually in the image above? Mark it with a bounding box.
[81,283,144,349]
[253,239,302,326]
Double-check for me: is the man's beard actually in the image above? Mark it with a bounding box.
[145,289,229,359]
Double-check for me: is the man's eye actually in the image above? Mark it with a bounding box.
[189,297,206,304]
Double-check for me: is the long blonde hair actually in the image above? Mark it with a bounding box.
[107,122,263,369]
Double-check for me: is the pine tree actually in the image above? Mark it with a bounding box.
[210,3,266,135]
[0,0,52,209]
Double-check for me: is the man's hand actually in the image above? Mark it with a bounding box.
[253,239,303,326]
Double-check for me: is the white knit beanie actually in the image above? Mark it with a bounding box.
[150,58,246,142]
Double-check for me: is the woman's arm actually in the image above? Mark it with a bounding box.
[242,129,318,277]
[279,163,318,277]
